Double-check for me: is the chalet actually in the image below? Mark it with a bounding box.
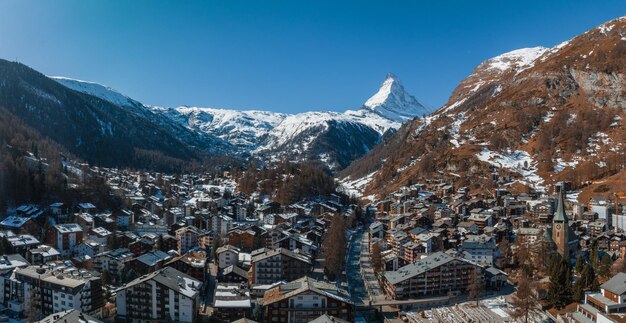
[166,254,207,281]
[92,248,133,284]
[262,276,354,322]
[221,265,249,283]
[0,216,41,238]
[3,232,40,256]
[130,250,173,275]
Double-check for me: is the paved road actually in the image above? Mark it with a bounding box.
[360,232,385,302]
[346,230,369,304]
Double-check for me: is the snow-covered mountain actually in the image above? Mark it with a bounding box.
[362,73,431,122]
[341,15,626,200]
[253,74,429,168]
[49,73,428,169]
[149,106,287,151]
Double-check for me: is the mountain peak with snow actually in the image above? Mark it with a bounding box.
[362,74,430,122]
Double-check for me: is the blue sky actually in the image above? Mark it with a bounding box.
[1,1,624,113]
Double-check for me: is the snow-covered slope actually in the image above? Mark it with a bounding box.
[150,106,287,150]
[483,47,548,72]
[50,73,428,168]
[50,76,142,110]
[253,74,428,168]
[342,15,626,199]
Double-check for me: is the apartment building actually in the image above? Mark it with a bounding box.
[574,272,626,322]
[14,265,104,318]
[115,267,201,323]
[383,252,483,300]
[262,276,354,323]
[46,224,83,257]
[249,248,312,285]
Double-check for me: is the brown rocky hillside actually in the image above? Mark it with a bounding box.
[341,15,626,202]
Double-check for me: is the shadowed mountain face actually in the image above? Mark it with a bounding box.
[0,59,229,169]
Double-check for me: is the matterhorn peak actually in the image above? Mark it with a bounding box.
[362,74,430,122]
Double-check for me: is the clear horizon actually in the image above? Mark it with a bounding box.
[1,1,625,113]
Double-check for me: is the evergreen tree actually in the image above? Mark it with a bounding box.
[211,237,221,263]
[599,253,612,278]
[580,263,596,289]
[101,269,111,286]
[498,238,511,267]
[547,258,573,309]
[589,240,599,267]
[575,255,585,274]
[572,279,584,302]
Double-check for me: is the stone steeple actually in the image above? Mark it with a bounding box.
[552,188,570,257]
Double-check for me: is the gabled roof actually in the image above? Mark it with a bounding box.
[601,272,626,295]
[117,267,201,298]
[309,314,350,323]
[262,276,352,306]
[37,309,102,323]
[251,248,311,264]
[135,250,171,266]
[384,252,480,285]
[222,265,248,278]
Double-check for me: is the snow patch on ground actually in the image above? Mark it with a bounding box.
[485,46,547,73]
[492,84,502,97]
[448,112,467,148]
[440,98,467,114]
[477,148,545,191]
[338,172,377,198]
[554,158,579,173]
[599,23,615,34]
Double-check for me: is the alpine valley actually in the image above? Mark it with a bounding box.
[1,15,625,204]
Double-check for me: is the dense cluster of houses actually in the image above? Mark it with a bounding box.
[0,166,356,322]
[0,160,624,322]
[368,179,625,302]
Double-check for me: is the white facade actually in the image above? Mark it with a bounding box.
[218,249,239,269]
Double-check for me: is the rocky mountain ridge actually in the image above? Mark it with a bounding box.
[341,15,626,202]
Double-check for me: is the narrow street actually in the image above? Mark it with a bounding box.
[346,229,369,304]
[361,230,385,302]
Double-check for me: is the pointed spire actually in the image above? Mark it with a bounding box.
[553,188,568,222]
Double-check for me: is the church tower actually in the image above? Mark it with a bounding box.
[552,188,569,257]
